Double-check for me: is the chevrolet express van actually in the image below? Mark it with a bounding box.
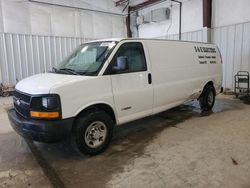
[8,38,222,155]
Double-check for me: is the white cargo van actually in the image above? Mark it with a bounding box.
[8,38,222,155]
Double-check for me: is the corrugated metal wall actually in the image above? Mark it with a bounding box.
[0,30,204,85]
[155,30,204,42]
[211,21,250,89]
[1,23,249,91]
[174,30,204,42]
[0,32,95,85]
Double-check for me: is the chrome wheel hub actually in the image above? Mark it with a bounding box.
[207,91,214,106]
[85,121,107,148]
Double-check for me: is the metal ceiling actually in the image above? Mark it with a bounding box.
[113,0,147,7]
[112,0,189,6]
[113,0,188,7]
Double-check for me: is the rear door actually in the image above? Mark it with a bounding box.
[106,41,153,124]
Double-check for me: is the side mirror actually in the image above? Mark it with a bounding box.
[112,56,128,72]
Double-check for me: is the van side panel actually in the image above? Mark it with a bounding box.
[50,76,116,120]
[145,40,222,114]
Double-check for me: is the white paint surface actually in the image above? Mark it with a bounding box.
[93,13,113,38]
[0,0,126,85]
[15,39,222,123]
[212,0,250,28]
[0,0,126,38]
[0,33,89,85]
[136,0,250,90]
[0,0,3,32]
[211,0,250,89]
[2,0,31,34]
[30,3,52,36]
[212,22,250,89]
[136,0,203,38]
[80,11,94,38]
[51,6,77,37]
[1,0,250,91]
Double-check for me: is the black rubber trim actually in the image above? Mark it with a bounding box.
[8,108,74,143]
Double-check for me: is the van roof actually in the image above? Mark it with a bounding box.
[87,38,214,45]
[87,38,123,43]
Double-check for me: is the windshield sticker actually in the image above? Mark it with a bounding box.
[100,42,116,48]
[100,42,110,46]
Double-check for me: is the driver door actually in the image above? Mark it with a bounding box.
[107,42,153,124]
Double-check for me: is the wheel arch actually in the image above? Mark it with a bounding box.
[74,102,117,125]
[204,80,214,89]
[198,80,215,99]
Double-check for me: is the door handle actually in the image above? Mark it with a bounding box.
[148,73,152,84]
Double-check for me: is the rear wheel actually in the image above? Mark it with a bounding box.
[73,110,114,155]
[199,85,216,111]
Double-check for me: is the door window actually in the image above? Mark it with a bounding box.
[107,42,147,74]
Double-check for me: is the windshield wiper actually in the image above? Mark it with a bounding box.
[59,68,79,75]
[52,67,58,73]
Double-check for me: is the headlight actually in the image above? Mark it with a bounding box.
[30,95,61,119]
[42,97,59,110]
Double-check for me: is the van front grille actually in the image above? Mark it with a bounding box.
[13,90,31,118]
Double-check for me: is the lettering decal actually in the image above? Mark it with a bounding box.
[194,46,216,53]
[195,46,217,64]
[199,60,207,64]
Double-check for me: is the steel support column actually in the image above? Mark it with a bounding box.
[126,6,132,37]
[203,0,212,28]
[171,0,182,40]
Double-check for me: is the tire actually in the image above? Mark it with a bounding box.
[73,110,114,155]
[199,85,216,111]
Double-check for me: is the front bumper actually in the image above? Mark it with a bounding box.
[7,108,74,143]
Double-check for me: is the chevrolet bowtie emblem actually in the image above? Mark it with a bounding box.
[16,99,21,106]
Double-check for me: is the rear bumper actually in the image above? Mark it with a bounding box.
[8,108,74,143]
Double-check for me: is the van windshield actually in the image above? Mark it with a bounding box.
[55,41,117,76]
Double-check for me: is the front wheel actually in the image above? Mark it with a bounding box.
[199,85,216,111]
[73,110,114,155]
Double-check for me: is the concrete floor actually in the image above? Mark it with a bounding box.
[0,95,250,188]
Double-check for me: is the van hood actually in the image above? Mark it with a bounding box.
[15,73,89,95]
